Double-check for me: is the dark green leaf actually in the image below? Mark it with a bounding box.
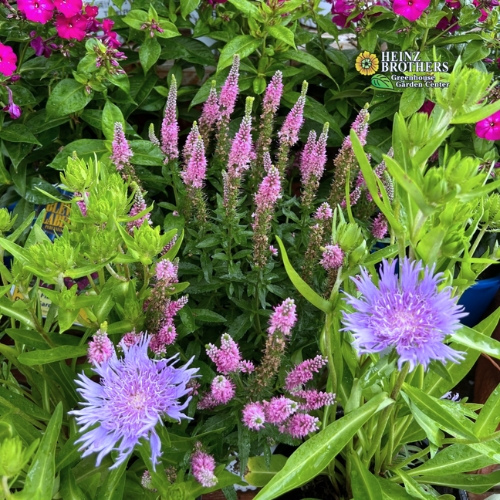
[102,101,126,141]
[139,37,161,74]
[48,139,108,170]
[0,124,41,145]
[46,79,92,118]
[218,35,262,71]
[18,346,88,366]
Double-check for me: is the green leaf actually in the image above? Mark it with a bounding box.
[18,346,88,366]
[227,0,260,16]
[48,139,108,170]
[358,30,377,52]
[122,9,148,30]
[245,455,288,487]
[399,87,425,118]
[191,309,227,323]
[95,458,127,500]
[102,101,125,141]
[218,35,262,71]
[180,0,200,18]
[461,40,490,65]
[0,386,51,423]
[139,37,161,74]
[350,452,383,500]
[393,469,436,499]
[407,444,498,477]
[60,467,88,500]
[46,79,92,118]
[452,325,500,360]
[413,471,500,494]
[275,236,332,314]
[475,385,500,438]
[267,25,295,49]
[0,297,36,329]
[384,155,434,217]
[0,124,41,145]
[254,393,393,500]
[376,477,414,500]
[129,140,164,166]
[21,403,62,500]
[451,99,500,125]
[155,20,180,39]
[280,50,333,80]
[402,384,477,440]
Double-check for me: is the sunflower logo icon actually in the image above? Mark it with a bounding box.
[355,51,379,76]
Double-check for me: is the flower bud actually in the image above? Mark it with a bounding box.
[0,437,26,478]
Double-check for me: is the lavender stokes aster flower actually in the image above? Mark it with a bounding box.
[342,258,466,371]
[70,335,197,469]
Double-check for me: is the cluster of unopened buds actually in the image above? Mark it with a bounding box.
[140,19,165,37]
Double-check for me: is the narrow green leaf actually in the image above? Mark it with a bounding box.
[452,325,500,360]
[414,471,500,494]
[254,393,393,499]
[191,309,227,323]
[475,385,500,438]
[350,452,383,500]
[0,297,36,329]
[280,50,333,80]
[18,346,88,366]
[394,469,436,499]
[451,100,500,124]
[275,236,332,314]
[402,384,477,440]
[407,444,498,477]
[96,458,127,500]
[60,467,88,500]
[22,403,63,500]
[376,477,414,499]
[350,130,403,235]
[0,386,51,423]
[245,455,288,487]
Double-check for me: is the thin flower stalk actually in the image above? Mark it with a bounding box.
[328,106,370,208]
[252,153,281,268]
[276,81,308,178]
[214,55,240,167]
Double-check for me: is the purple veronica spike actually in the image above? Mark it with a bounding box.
[160,76,179,163]
[342,258,466,372]
[70,335,198,469]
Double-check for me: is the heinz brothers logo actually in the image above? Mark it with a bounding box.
[355,51,450,89]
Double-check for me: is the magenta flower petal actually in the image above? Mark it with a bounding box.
[475,111,500,141]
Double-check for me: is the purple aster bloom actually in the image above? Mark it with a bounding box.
[70,335,198,469]
[342,258,466,371]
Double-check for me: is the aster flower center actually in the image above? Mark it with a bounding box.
[129,391,148,410]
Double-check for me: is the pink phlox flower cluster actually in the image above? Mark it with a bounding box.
[87,330,114,365]
[127,192,151,233]
[262,71,283,114]
[191,447,218,488]
[211,375,235,404]
[0,44,17,77]
[284,413,319,439]
[267,298,297,337]
[320,244,344,270]
[372,212,388,239]
[55,13,87,40]
[206,333,242,375]
[294,390,336,411]
[181,134,207,189]
[18,0,55,23]
[53,0,82,18]
[218,55,240,122]
[110,123,133,171]
[155,259,178,285]
[160,78,179,163]
[314,202,333,221]
[476,111,500,142]
[393,0,430,21]
[285,355,328,392]
[242,402,266,430]
[263,396,299,424]
[278,94,306,147]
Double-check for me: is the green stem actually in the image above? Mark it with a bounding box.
[1,476,11,500]
[469,225,488,258]
[419,28,429,51]
[365,363,410,472]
